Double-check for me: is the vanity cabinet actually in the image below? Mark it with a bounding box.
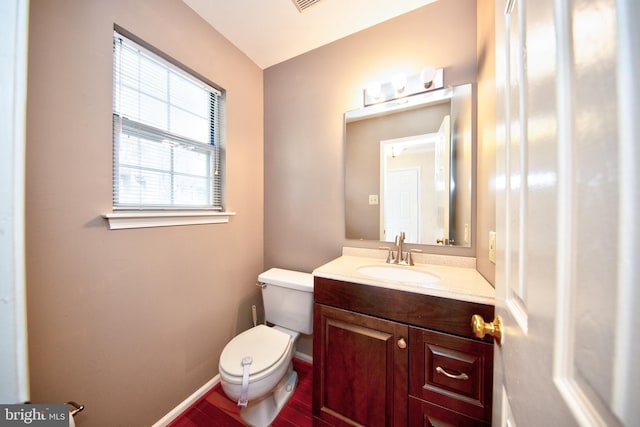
[313,276,494,426]
[313,304,408,426]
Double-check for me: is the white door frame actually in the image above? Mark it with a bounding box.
[0,0,30,404]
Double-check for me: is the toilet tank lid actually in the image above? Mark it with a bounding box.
[258,268,313,292]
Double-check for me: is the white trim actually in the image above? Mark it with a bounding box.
[516,0,528,306]
[501,385,516,427]
[553,379,608,427]
[103,211,236,230]
[612,1,639,425]
[506,293,527,335]
[552,1,612,425]
[506,0,528,337]
[151,374,221,427]
[0,0,30,404]
[552,0,578,417]
[293,351,313,364]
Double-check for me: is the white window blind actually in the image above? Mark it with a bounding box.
[112,31,223,210]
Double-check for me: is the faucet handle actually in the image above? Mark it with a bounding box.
[408,248,423,266]
[379,246,394,263]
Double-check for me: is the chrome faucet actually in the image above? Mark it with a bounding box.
[382,232,421,265]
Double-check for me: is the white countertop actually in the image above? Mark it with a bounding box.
[312,247,495,306]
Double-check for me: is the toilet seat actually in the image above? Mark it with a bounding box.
[219,325,292,384]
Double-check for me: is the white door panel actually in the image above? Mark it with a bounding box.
[384,168,419,243]
[494,0,637,425]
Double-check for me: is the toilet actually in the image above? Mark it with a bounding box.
[218,268,314,427]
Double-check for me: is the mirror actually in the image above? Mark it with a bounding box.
[345,84,473,246]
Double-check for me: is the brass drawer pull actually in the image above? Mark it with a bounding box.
[435,366,469,381]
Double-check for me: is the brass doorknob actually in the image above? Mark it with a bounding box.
[471,314,503,345]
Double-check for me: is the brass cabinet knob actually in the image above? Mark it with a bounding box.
[397,337,407,349]
[471,314,503,345]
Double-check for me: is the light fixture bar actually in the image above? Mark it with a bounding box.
[363,68,445,107]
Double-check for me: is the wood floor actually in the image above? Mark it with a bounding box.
[168,359,313,427]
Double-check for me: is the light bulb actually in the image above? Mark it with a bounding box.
[392,73,407,93]
[421,66,436,88]
[366,81,382,99]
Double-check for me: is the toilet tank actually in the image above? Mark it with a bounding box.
[258,268,314,335]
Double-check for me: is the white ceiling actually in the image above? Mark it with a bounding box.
[182,0,438,69]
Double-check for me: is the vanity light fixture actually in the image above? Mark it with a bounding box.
[363,66,444,106]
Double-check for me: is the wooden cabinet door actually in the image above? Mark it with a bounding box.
[313,304,409,427]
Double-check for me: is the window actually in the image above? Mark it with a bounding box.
[112,30,224,212]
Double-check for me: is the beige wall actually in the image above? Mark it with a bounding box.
[25,0,263,425]
[264,0,479,273]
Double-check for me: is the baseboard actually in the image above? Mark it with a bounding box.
[152,353,312,426]
[294,351,313,364]
[151,374,221,427]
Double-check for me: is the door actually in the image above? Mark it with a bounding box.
[493,0,639,426]
[383,167,420,243]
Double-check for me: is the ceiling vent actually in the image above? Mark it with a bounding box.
[291,0,322,13]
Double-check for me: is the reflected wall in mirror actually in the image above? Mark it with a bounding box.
[345,84,473,246]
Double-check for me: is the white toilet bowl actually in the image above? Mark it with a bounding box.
[219,325,299,427]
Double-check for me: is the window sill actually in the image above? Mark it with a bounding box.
[103,211,236,230]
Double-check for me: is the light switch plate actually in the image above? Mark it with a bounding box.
[489,231,496,264]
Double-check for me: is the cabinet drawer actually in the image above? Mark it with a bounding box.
[409,327,493,422]
[409,397,489,427]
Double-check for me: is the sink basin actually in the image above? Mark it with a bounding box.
[357,264,440,285]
